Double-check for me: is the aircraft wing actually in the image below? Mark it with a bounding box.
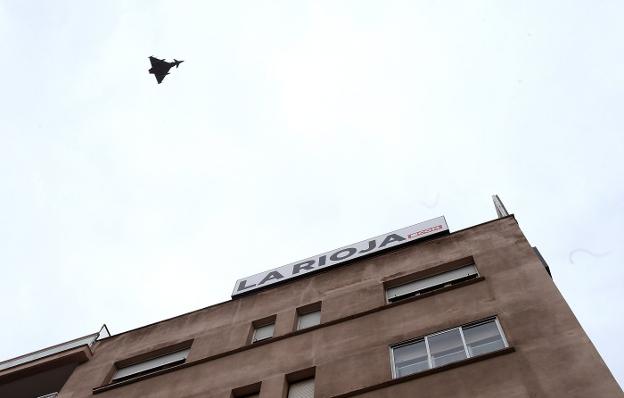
[154,73,168,84]
[149,56,164,67]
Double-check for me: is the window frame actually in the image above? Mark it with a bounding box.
[250,315,277,344]
[252,323,275,343]
[295,302,322,331]
[110,346,191,384]
[297,311,321,331]
[425,326,469,368]
[385,263,480,303]
[390,317,508,379]
[287,377,315,398]
[285,367,316,398]
[462,317,509,354]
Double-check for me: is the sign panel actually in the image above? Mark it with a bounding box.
[232,216,449,297]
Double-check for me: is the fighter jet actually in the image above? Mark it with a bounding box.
[148,56,184,84]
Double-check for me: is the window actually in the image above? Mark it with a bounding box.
[297,311,321,330]
[250,315,276,344]
[391,318,507,378]
[252,322,275,343]
[427,328,467,367]
[463,319,507,356]
[392,339,429,377]
[111,348,190,383]
[386,264,479,302]
[287,378,315,398]
[296,303,322,331]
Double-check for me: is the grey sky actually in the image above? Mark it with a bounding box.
[1,0,622,387]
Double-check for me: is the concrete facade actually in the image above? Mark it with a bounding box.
[4,215,623,397]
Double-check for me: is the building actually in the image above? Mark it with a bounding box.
[1,200,622,397]
[0,326,109,398]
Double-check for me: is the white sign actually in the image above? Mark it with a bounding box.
[232,216,449,297]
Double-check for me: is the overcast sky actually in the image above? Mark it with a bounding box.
[1,0,622,387]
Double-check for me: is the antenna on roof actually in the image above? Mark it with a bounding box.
[492,194,509,218]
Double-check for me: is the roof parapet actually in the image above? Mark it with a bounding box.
[0,324,109,372]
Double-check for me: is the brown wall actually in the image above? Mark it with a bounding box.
[58,216,623,398]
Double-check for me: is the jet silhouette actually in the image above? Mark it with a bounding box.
[148,56,184,84]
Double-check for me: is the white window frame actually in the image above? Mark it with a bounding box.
[425,327,469,368]
[252,322,275,343]
[463,317,509,350]
[389,337,430,378]
[390,317,508,378]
